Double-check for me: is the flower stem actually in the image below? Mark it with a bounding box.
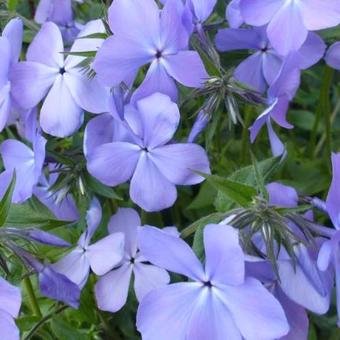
[23,276,42,318]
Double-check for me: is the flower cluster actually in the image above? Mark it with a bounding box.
[0,0,340,339]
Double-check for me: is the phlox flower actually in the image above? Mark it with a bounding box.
[86,92,210,212]
[10,20,109,137]
[34,0,82,44]
[95,208,175,312]
[137,224,289,340]
[0,277,21,340]
[216,26,325,93]
[0,18,23,132]
[249,53,301,156]
[239,0,340,55]
[53,198,125,288]
[325,42,340,70]
[93,0,208,102]
[317,153,340,326]
[0,133,46,203]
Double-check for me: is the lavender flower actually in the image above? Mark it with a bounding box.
[317,153,340,325]
[249,53,300,156]
[137,224,289,339]
[95,208,174,312]
[226,0,243,28]
[10,20,109,137]
[0,277,21,340]
[0,18,23,132]
[325,42,340,70]
[93,0,208,102]
[239,0,340,55]
[53,198,124,288]
[0,133,46,203]
[34,0,82,44]
[86,93,210,211]
[216,26,325,93]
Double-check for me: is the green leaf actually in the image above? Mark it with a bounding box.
[50,317,88,340]
[61,50,97,58]
[7,0,18,11]
[76,32,108,40]
[83,173,122,200]
[0,172,16,227]
[191,213,228,259]
[205,174,257,207]
[5,196,72,230]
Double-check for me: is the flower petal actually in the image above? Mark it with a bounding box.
[0,310,19,340]
[326,42,340,71]
[150,143,210,185]
[134,92,180,148]
[87,233,125,276]
[10,61,57,109]
[133,263,170,301]
[108,208,141,258]
[87,142,140,186]
[326,153,340,229]
[26,22,64,68]
[138,226,204,280]
[164,51,208,88]
[0,277,21,318]
[219,277,289,340]
[137,282,202,340]
[95,264,132,312]
[2,18,23,63]
[40,75,83,137]
[130,152,177,211]
[53,248,90,288]
[300,0,340,31]
[203,224,245,286]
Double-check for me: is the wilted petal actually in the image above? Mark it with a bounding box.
[40,75,83,137]
[87,142,140,186]
[133,263,170,301]
[81,197,102,246]
[138,226,205,280]
[87,233,125,276]
[215,28,262,51]
[164,51,208,88]
[130,152,177,211]
[95,264,132,312]
[150,143,210,185]
[25,229,71,247]
[137,282,202,340]
[39,266,81,308]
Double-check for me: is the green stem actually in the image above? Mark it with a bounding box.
[308,66,334,158]
[24,305,68,340]
[241,107,253,164]
[23,277,42,318]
